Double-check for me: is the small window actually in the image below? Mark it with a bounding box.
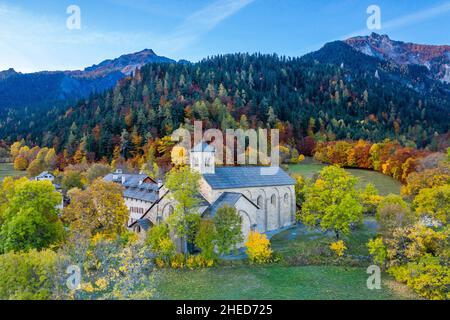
[271,195,276,206]
[284,193,289,204]
[257,196,263,207]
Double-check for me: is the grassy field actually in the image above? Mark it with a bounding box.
[156,159,409,300]
[157,219,417,300]
[288,157,401,195]
[157,265,416,300]
[0,163,26,181]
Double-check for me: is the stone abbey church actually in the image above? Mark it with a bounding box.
[105,142,296,247]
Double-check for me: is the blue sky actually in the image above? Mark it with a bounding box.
[1,0,449,72]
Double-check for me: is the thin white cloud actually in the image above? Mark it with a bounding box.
[0,0,255,72]
[159,0,256,53]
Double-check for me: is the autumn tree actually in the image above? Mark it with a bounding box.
[245,231,273,264]
[62,169,86,191]
[165,166,202,253]
[195,219,217,260]
[13,156,28,171]
[63,179,129,239]
[360,183,383,215]
[214,205,243,255]
[413,185,449,225]
[171,145,189,166]
[301,166,363,239]
[0,178,64,253]
[86,163,112,183]
[0,249,63,300]
[27,147,49,177]
[402,164,450,197]
[146,223,176,265]
[293,174,306,207]
[9,141,23,160]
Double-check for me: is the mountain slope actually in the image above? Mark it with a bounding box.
[345,33,450,83]
[301,38,450,101]
[0,49,175,110]
[0,35,449,158]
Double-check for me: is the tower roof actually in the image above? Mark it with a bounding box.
[191,141,215,153]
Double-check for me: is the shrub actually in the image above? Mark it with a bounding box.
[195,219,217,260]
[384,223,447,267]
[165,254,215,270]
[186,255,196,270]
[147,224,176,264]
[376,194,415,237]
[367,237,387,267]
[329,240,347,257]
[170,254,185,269]
[0,249,62,300]
[389,256,449,300]
[360,183,383,215]
[413,185,450,226]
[245,231,273,264]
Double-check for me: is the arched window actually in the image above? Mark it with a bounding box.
[284,193,289,204]
[168,205,174,215]
[257,196,263,208]
[271,194,276,206]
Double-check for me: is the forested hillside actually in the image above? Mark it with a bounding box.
[1,44,449,162]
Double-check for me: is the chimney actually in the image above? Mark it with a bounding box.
[121,176,126,185]
[157,179,163,189]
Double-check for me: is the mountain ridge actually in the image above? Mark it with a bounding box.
[0,49,176,110]
[345,33,450,83]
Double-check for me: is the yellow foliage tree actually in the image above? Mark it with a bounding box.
[63,179,129,239]
[171,146,188,166]
[13,157,28,171]
[245,231,273,264]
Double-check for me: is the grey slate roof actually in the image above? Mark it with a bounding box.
[123,183,159,203]
[202,166,295,189]
[104,173,151,185]
[191,142,215,152]
[206,192,258,217]
[192,192,210,207]
[136,219,152,231]
[104,173,159,203]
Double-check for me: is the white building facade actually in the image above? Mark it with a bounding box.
[125,142,296,247]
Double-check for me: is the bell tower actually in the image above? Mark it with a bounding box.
[190,142,215,174]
